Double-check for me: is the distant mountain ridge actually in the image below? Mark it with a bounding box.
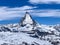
[0,12,60,34]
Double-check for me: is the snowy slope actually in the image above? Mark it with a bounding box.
[0,32,52,45]
[36,24,60,35]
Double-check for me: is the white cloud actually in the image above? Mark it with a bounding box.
[6,6,36,11]
[0,6,36,20]
[29,0,60,4]
[30,10,60,17]
[0,6,60,21]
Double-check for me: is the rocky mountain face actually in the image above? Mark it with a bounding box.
[19,12,37,31]
[0,12,60,45]
[54,24,60,32]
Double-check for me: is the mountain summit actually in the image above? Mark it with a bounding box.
[20,12,34,25]
[19,12,37,31]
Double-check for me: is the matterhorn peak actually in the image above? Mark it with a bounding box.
[19,12,37,30]
[23,12,33,24]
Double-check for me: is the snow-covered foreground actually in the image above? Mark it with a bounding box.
[0,32,52,45]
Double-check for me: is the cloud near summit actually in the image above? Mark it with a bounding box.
[0,6,60,21]
[0,6,36,20]
[29,0,60,4]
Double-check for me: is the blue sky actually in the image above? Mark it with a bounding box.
[0,0,60,25]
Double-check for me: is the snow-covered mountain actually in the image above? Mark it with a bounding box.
[19,12,37,31]
[0,12,60,45]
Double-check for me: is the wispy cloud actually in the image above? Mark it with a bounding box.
[0,6,60,21]
[30,9,60,17]
[29,0,60,4]
[0,6,36,20]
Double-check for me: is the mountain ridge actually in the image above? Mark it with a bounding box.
[0,12,60,45]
